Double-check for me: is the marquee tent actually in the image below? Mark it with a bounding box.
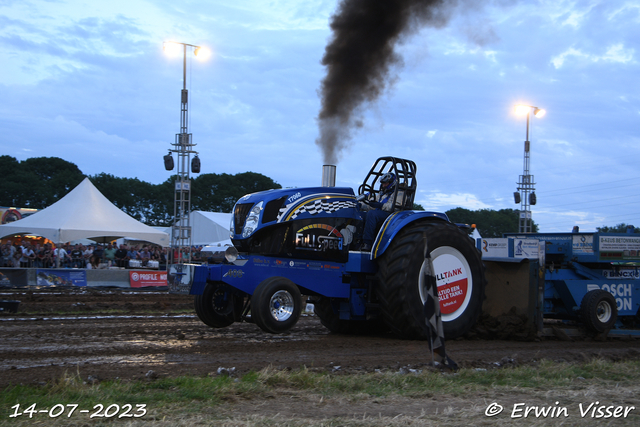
[161,211,232,247]
[0,178,169,246]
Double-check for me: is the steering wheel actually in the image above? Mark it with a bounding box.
[357,183,375,203]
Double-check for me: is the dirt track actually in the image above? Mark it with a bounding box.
[1,288,640,388]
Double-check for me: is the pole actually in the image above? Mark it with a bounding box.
[518,110,534,233]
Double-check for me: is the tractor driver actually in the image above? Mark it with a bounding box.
[358,172,398,252]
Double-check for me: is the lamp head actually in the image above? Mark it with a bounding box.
[163,41,182,57]
[194,46,211,60]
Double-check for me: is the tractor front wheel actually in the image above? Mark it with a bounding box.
[252,277,302,334]
[194,282,242,328]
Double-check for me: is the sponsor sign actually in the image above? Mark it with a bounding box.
[0,269,28,287]
[480,238,509,258]
[0,207,38,224]
[572,234,594,254]
[36,269,87,287]
[295,224,344,253]
[587,283,635,312]
[599,235,640,261]
[514,239,540,258]
[433,254,468,315]
[602,269,640,280]
[130,271,167,288]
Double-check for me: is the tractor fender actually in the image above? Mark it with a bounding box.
[371,210,450,259]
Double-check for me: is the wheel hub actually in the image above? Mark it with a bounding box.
[596,301,612,323]
[269,290,294,321]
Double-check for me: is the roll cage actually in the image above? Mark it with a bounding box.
[357,157,417,211]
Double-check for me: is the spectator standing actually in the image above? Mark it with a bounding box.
[20,243,36,268]
[92,245,104,262]
[114,244,128,268]
[127,246,139,264]
[2,242,16,267]
[54,245,70,268]
[83,245,94,266]
[41,243,53,268]
[103,243,117,266]
[69,244,84,268]
[139,246,151,267]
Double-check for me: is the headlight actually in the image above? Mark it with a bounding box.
[225,246,239,263]
[242,201,263,238]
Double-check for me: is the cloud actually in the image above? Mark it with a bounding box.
[422,192,492,211]
[551,43,635,68]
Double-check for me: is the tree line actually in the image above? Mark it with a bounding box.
[2,156,632,236]
[0,156,280,226]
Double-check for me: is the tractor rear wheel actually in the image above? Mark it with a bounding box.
[376,221,486,339]
[581,289,618,333]
[252,276,302,334]
[194,282,242,328]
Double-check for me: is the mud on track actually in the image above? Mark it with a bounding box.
[1,288,640,388]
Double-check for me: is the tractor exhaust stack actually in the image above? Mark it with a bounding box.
[321,165,336,187]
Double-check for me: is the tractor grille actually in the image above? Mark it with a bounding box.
[233,203,253,233]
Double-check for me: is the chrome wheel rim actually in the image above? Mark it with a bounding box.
[269,290,294,321]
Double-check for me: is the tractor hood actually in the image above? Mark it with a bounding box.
[230,186,358,246]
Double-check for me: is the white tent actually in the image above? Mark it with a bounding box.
[0,178,169,246]
[189,211,232,246]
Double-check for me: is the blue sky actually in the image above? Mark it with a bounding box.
[1,0,638,232]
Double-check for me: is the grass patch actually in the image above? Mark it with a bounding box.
[2,359,639,426]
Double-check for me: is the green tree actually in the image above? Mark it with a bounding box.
[596,223,639,234]
[192,172,281,213]
[0,156,84,208]
[0,156,23,206]
[445,207,537,237]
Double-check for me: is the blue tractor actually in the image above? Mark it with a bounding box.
[169,157,486,339]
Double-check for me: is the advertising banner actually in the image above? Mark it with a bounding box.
[0,269,28,287]
[514,239,539,259]
[572,234,594,254]
[599,235,640,261]
[129,271,168,288]
[480,238,509,258]
[36,269,87,287]
[0,207,38,224]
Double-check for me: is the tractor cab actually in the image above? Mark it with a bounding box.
[357,157,417,212]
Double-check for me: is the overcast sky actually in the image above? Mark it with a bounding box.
[1,0,638,233]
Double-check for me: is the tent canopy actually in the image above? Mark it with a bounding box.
[190,211,232,246]
[0,178,169,246]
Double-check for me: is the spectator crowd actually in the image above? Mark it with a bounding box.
[0,240,173,270]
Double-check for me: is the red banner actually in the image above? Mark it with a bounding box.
[129,271,168,288]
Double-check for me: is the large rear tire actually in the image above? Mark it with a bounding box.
[252,277,302,334]
[376,221,486,339]
[194,282,242,328]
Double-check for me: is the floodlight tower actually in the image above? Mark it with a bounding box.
[514,105,545,233]
[163,41,210,264]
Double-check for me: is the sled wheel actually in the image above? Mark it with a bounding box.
[313,297,384,335]
[252,277,301,334]
[194,282,242,328]
[376,221,486,339]
[581,289,618,333]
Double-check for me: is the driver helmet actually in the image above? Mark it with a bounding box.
[380,172,396,194]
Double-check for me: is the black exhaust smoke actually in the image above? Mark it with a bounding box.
[315,0,463,164]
